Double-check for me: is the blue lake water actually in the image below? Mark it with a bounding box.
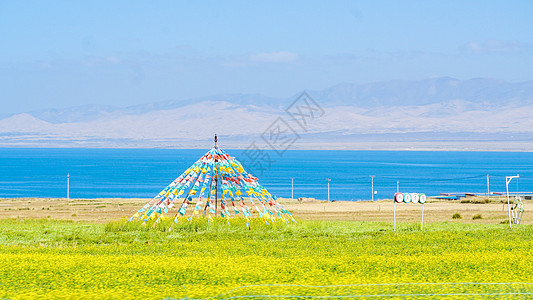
[1,148,532,201]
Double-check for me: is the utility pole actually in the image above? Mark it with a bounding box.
[291,178,294,200]
[370,175,375,201]
[67,173,70,201]
[397,180,399,193]
[486,174,490,201]
[326,178,331,202]
[506,174,519,228]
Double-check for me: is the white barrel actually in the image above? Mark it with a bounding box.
[394,192,404,203]
[419,193,427,204]
[403,193,412,203]
[411,193,419,204]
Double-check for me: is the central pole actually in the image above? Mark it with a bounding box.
[215,173,218,215]
[214,133,218,214]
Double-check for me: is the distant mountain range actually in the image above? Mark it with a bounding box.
[1,77,533,150]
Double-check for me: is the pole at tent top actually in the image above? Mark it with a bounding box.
[214,133,218,148]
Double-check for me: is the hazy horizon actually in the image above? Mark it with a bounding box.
[2,1,532,114]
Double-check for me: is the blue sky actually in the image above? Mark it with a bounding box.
[1,0,532,114]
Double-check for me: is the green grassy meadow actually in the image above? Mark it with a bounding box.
[0,218,532,299]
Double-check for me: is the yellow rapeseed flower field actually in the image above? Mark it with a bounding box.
[0,218,532,299]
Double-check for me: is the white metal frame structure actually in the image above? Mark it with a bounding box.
[394,192,426,231]
[505,174,519,228]
[511,196,524,225]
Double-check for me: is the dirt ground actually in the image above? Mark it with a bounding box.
[284,197,531,225]
[0,197,533,224]
[0,196,530,225]
[0,198,149,223]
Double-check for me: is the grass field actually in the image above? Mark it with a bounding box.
[1,216,532,299]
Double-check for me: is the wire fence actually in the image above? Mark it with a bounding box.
[175,282,533,299]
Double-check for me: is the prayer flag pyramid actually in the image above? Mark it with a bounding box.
[129,135,295,228]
